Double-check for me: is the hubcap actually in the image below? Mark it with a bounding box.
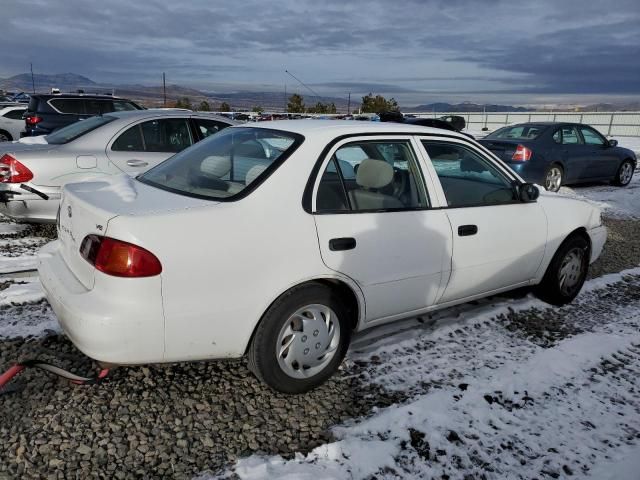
[545,167,562,192]
[620,162,633,185]
[276,304,341,379]
[558,247,585,296]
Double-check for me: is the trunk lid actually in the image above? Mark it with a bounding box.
[479,139,529,163]
[58,176,215,289]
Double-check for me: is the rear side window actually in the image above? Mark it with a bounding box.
[84,100,114,115]
[49,99,85,114]
[423,141,516,207]
[139,127,302,200]
[558,126,581,145]
[112,125,144,151]
[316,140,429,212]
[3,109,25,120]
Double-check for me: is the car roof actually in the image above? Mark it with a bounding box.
[32,93,132,100]
[104,110,235,123]
[241,119,469,138]
[503,122,586,127]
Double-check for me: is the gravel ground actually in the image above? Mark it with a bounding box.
[0,215,639,479]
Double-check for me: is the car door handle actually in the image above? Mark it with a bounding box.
[329,237,356,251]
[127,159,149,167]
[458,225,478,237]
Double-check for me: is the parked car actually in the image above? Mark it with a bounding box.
[479,122,637,191]
[0,104,27,141]
[22,93,144,137]
[0,111,235,222]
[38,120,606,393]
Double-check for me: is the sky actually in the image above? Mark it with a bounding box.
[2,0,639,106]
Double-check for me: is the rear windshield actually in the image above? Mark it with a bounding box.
[139,127,303,201]
[46,115,116,144]
[487,125,546,140]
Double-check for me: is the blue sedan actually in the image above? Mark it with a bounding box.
[479,122,637,191]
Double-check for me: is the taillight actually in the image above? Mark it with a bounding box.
[512,144,532,162]
[80,235,162,277]
[0,154,34,183]
[25,115,42,126]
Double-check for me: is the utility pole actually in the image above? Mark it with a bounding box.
[347,93,351,115]
[30,63,35,93]
[162,72,167,107]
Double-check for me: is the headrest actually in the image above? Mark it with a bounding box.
[246,165,267,185]
[200,155,231,178]
[356,159,394,189]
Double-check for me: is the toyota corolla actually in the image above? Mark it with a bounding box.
[38,121,607,393]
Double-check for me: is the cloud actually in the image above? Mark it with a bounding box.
[1,0,638,102]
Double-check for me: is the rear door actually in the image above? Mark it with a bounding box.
[106,117,194,174]
[419,137,547,303]
[551,125,593,182]
[312,136,452,323]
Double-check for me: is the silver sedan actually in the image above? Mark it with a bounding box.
[0,110,236,223]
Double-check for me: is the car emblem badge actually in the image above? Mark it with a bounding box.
[67,206,72,218]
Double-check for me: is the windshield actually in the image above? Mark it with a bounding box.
[487,124,546,140]
[46,115,116,145]
[139,127,303,201]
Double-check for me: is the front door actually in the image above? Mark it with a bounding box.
[420,138,548,303]
[578,126,619,178]
[312,137,452,323]
[106,117,194,175]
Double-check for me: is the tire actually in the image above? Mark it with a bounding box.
[613,159,634,186]
[0,131,12,142]
[247,283,352,393]
[543,164,563,192]
[535,234,590,306]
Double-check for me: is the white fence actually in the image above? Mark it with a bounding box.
[407,111,640,137]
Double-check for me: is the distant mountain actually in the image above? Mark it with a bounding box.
[0,72,96,92]
[580,102,640,112]
[409,102,531,113]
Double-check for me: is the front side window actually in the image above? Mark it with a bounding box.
[194,118,229,138]
[3,109,25,120]
[113,100,139,111]
[423,141,517,207]
[139,127,302,200]
[580,126,606,146]
[46,115,116,145]
[84,100,114,115]
[316,140,428,212]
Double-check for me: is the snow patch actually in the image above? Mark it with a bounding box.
[97,173,137,202]
[17,135,48,145]
[0,223,27,236]
[0,277,45,306]
[0,254,38,273]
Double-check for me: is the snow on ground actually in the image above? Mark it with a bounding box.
[0,223,27,236]
[0,277,45,307]
[0,254,39,274]
[222,268,640,479]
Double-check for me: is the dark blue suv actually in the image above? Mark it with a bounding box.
[22,93,143,137]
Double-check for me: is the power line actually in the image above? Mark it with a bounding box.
[284,70,321,101]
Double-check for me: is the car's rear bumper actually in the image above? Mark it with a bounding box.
[0,185,60,223]
[38,240,165,364]
[588,224,607,264]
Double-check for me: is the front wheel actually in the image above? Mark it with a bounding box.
[544,164,563,192]
[248,283,351,393]
[613,160,634,186]
[0,131,12,142]
[535,235,589,306]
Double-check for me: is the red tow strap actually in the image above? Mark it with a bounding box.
[0,359,111,394]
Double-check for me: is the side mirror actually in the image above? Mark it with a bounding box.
[608,139,618,147]
[519,183,540,202]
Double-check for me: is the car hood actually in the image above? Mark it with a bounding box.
[64,175,217,219]
[537,189,602,229]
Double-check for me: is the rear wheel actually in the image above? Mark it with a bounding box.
[544,164,563,192]
[0,130,12,142]
[247,283,351,393]
[535,234,589,306]
[613,159,634,186]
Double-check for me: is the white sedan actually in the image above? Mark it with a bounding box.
[0,104,27,142]
[0,110,235,223]
[38,121,607,393]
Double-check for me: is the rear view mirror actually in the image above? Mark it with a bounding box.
[608,139,618,147]
[519,183,539,202]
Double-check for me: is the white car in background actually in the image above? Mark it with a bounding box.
[0,104,27,142]
[0,110,235,223]
[38,120,607,393]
